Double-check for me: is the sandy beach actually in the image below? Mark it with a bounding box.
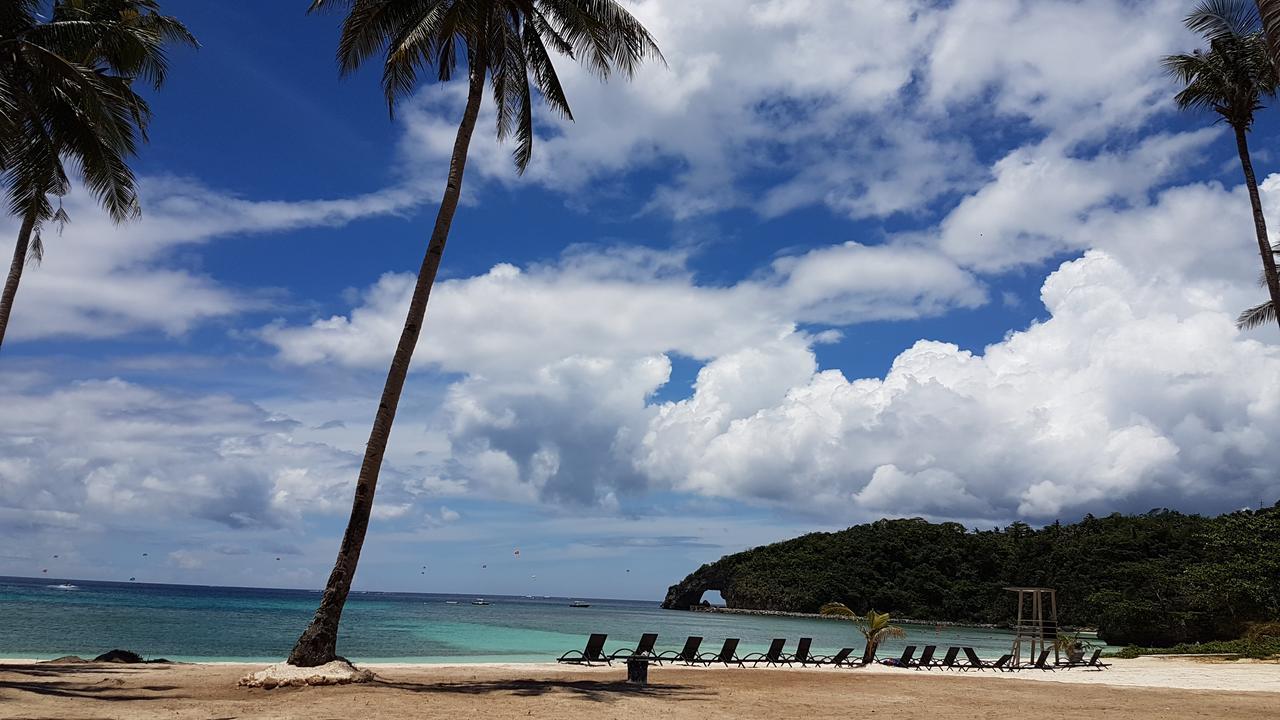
[1,657,1276,720]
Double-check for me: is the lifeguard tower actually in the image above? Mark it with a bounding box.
[1005,587,1058,667]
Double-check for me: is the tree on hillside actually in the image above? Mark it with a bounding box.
[288,0,662,668]
[1164,0,1280,331]
[820,603,906,665]
[0,0,197,349]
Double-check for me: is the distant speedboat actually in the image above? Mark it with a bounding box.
[569,600,591,608]
[444,600,459,605]
[471,599,491,606]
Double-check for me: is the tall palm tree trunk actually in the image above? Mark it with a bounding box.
[288,63,487,668]
[0,212,37,351]
[1233,126,1280,331]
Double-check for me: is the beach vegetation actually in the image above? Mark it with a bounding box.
[1110,632,1280,660]
[288,0,662,668]
[1053,631,1095,663]
[819,603,905,664]
[0,0,196,349]
[1163,0,1280,330]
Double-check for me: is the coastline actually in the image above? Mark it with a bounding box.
[688,606,1002,629]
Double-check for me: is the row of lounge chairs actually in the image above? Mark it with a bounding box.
[556,633,1111,672]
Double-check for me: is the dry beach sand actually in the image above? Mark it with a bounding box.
[1,656,1277,720]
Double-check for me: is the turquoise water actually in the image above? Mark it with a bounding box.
[0,576,1051,663]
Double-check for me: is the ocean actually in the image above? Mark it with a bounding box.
[0,575,1064,663]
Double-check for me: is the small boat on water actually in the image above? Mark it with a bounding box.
[569,600,591,608]
[48,584,78,590]
[471,599,491,606]
[444,600,459,605]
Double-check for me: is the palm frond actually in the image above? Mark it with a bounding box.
[819,601,857,618]
[1187,0,1260,41]
[1237,299,1277,329]
[523,13,572,120]
[379,0,479,111]
[1262,0,1280,67]
[535,0,663,79]
[34,1,197,90]
[877,624,907,639]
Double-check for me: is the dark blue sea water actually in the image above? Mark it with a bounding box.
[0,576,1057,663]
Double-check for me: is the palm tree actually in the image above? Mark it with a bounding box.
[1255,0,1280,332]
[1164,0,1280,332]
[287,0,661,668]
[0,0,196,349]
[820,602,907,665]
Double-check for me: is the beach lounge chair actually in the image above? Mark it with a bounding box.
[1063,649,1111,671]
[789,637,817,666]
[609,632,658,661]
[744,638,792,667]
[557,633,611,666]
[911,645,936,669]
[698,638,745,667]
[1029,649,1055,671]
[657,636,703,666]
[961,647,991,671]
[961,648,1012,671]
[817,647,860,668]
[932,646,960,670]
[885,645,916,668]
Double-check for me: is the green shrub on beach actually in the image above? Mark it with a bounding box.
[1110,636,1280,660]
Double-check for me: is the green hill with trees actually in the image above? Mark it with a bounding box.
[661,505,1280,646]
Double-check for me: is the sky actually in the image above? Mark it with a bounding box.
[2,0,1280,601]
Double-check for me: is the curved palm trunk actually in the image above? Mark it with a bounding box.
[287,63,487,668]
[861,638,877,665]
[1259,0,1280,68]
[1233,126,1280,332]
[0,212,37,351]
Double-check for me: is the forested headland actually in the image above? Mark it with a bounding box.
[662,505,1280,645]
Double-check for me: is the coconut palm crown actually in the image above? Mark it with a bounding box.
[287,0,661,668]
[315,0,662,170]
[1163,0,1280,331]
[0,0,197,349]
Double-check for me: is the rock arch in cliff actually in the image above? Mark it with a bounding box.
[661,564,732,610]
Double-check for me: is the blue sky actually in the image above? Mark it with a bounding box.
[2,0,1280,600]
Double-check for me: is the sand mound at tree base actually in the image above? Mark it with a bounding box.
[239,660,374,689]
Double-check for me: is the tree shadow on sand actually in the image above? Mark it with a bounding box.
[0,664,183,703]
[0,664,141,679]
[376,678,715,704]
